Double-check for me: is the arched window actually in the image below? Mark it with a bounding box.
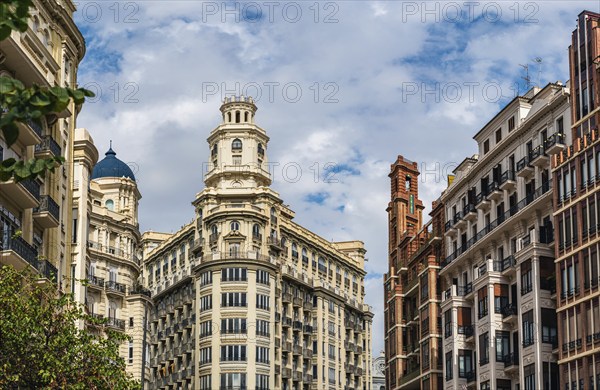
[32,16,39,32]
[301,248,308,264]
[291,243,298,259]
[281,237,287,247]
[318,256,326,273]
[227,112,232,123]
[212,143,218,157]
[258,143,264,156]
[252,224,261,239]
[244,111,249,122]
[270,207,277,224]
[211,224,218,236]
[230,221,240,231]
[232,138,242,151]
[235,111,240,123]
[43,29,50,46]
[105,199,114,211]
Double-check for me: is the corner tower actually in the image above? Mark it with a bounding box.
[204,96,271,190]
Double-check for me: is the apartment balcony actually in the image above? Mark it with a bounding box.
[88,275,104,290]
[191,238,204,254]
[267,236,284,250]
[355,367,363,376]
[303,300,313,311]
[545,132,566,155]
[0,231,38,272]
[303,348,313,359]
[503,352,519,373]
[499,170,516,191]
[292,371,302,381]
[293,297,303,307]
[292,344,303,355]
[282,368,292,379]
[303,373,313,383]
[501,304,518,324]
[34,135,62,159]
[500,255,516,275]
[282,341,292,352]
[303,324,313,334]
[516,155,534,178]
[209,232,219,245]
[398,366,420,385]
[475,191,491,211]
[457,325,474,338]
[486,181,503,202]
[33,194,60,228]
[13,118,43,146]
[275,312,281,323]
[445,220,456,236]
[104,280,126,295]
[282,316,292,327]
[453,211,466,230]
[0,178,40,209]
[37,259,57,281]
[282,292,293,303]
[463,203,477,222]
[105,317,125,330]
[530,145,549,168]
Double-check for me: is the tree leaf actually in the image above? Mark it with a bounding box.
[1,123,19,147]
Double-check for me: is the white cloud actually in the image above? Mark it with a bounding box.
[74,0,598,356]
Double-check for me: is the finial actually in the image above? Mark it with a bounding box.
[110,140,112,148]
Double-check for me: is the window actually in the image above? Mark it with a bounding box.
[199,295,212,311]
[229,243,240,257]
[199,320,213,337]
[328,367,335,384]
[252,224,261,239]
[256,294,270,310]
[481,381,491,390]
[220,345,247,361]
[105,199,114,211]
[494,284,509,313]
[291,243,298,259]
[445,351,453,380]
[232,138,242,150]
[524,363,535,390]
[199,347,212,365]
[302,248,309,264]
[541,308,557,345]
[200,375,211,390]
[256,374,269,390]
[479,332,489,365]
[256,269,270,285]
[508,116,515,131]
[256,319,270,337]
[495,331,510,361]
[222,268,247,282]
[496,128,502,143]
[129,317,134,327]
[256,346,269,364]
[478,287,488,319]
[221,292,247,307]
[258,143,264,156]
[220,373,246,389]
[211,224,218,236]
[444,310,452,338]
[523,310,534,347]
[221,318,247,334]
[483,139,490,154]
[521,260,533,295]
[230,221,240,231]
[199,271,212,286]
[128,340,133,364]
[422,339,430,369]
[458,350,473,378]
[318,256,327,273]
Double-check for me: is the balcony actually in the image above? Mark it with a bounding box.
[303,324,313,334]
[503,352,519,372]
[292,371,302,381]
[34,135,62,159]
[486,181,503,202]
[463,203,477,222]
[303,348,313,359]
[267,236,284,251]
[0,231,38,271]
[499,170,516,191]
[293,344,303,355]
[88,275,104,290]
[282,368,292,379]
[530,145,549,168]
[209,232,219,245]
[37,259,57,281]
[457,325,474,337]
[33,195,60,228]
[105,280,126,295]
[475,191,490,211]
[282,341,292,352]
[545,132,566,155]
[282,292,292,303]
[516,155,534,177]
[15,119,43,146]
[0,178,40,209]
[453,211,466,229]
[501,304,518,323]
[293,297,303,307]
[106,317,125,330]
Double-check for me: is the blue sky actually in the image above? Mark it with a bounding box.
[73,0,599,357]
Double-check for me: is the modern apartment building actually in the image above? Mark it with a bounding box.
[70,132,151,384]
[552,10,600,390]
[439,83,570,390]
[383,156,445,390]
[142,96,374,390]
[0,1,84,287]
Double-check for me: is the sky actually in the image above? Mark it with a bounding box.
[73,0,600,357]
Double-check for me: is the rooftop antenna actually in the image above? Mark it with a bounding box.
[533,57,543,87]
[520,63,531,92]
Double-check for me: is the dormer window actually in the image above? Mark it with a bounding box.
[232,139,242,151]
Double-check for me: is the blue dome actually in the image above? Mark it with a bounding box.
[91,146,136,181]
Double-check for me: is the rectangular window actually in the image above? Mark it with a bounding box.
[495,331,510,361]
[220,345,247,361]
[524,363,535,390]
[200,375,211,390]
[256,269,270,285]
[484,139,490,154]
[256,346,269,364]
[128,340,133,364]
[445,351,453,380]
[220,318,247,334]
[256,374,269,390]
[458,350,472,378]
[199,295,212,311]
[199,347,212,365]
[479,332,489,365]
[220,373,246,389]
[478,287,488,319]
[221,268,247,282]
[256,319,270,337]
[221,292,247,307]
[496,128,502,143]
[444,310,452,338]
[494,284,509,313]
[199,271,212,286]
[509,116,515,131]
[256,294,270,310]
[523,310,534,347]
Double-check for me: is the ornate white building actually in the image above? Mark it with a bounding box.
[143,96,374,390]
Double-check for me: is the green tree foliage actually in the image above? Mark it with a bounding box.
[0,266,141,389]
[0,0,94,182]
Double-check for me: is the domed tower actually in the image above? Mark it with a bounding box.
[91,144,140,224]
[204,96,271,190]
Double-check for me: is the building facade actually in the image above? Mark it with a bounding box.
[142,96,374,390]
[439,83,570,390]
[553,10,600,390]
[384,156,445,390]
[0,1,85,287]
[70,135,151,384]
